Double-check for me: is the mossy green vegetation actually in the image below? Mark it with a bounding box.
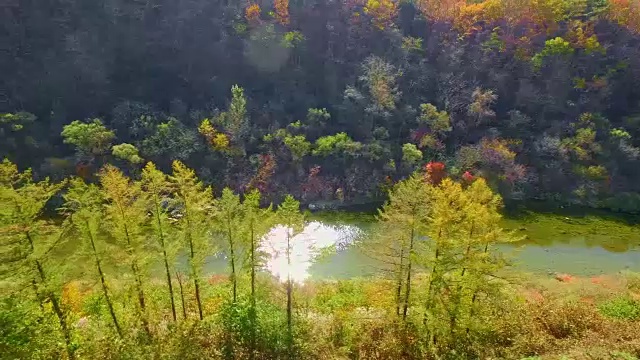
[599,296,640,320]
[502,202,640,252]
[312,201,640,255]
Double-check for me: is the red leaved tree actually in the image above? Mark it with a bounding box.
[425,161,446,185]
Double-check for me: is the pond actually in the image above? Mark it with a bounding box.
[199,208,640,282]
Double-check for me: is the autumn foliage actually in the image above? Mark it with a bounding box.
[274,0,290,26]
[245,3,261,24]
[425,161,446,185]
[364,0,398,30]
[462,170,475,183]
[607,0,640,33]
[248,153,276,192]
[75,161,92,179]
[414,0,640,37]
[198,119,230,152]
[415,0,463,23]
[454,0,504,34]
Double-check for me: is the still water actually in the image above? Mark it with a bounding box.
[200,210,640,282]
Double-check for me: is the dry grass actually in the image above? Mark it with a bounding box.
[11,272,640,360]
[490,272,640,359]
[301,272,640,359]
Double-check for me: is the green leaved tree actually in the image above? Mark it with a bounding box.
[99,165,151,336]
[373,173,431,320]
[445,178,510,338]
[422,178,468,346]
[140,162,178,321]
[242,189,275,360]
[0,159,73,359]
[401,143,423,168]
[170,160,214,320]
[422,177,512,350]
[62,178,123,338]
[61,119,115,157]
[214,188,243,303]
[112,143,144,165]
[216,85,249,154]
[276,195,304,359]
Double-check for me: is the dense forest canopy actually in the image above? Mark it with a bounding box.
[3,0,640,210]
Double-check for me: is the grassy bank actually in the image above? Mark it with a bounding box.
[3,271,640,360]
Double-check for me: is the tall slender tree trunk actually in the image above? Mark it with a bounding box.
[449,250,468,336]
[188,236,204,320]
[183,198,204,320]
[26,232,75,360]
[176,272,187,320]
[451,224,474,336]
[424,228,443,347]
[193,267,204,320]
[86,221,122,337]
[35,261,75,360]
[395,246,404,317]
[249,226,256,360]
[402,228,415,321]
[227,216,237,303]
[250,226,256,308]
[131,261,151,336]
[153,192,176,321]
[117,206,150,337]
[286,229,293,360]
[162,253,176,321]
[465,242,490,335]
[31,278,44,311]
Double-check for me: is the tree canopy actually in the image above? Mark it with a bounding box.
[3,0,640,212]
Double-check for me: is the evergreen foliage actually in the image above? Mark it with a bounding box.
[0,157,637,359]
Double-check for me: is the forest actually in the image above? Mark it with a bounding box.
[2,0,640,210]
[3,0,640,359]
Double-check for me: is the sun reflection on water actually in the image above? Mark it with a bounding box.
[262,221,362,283]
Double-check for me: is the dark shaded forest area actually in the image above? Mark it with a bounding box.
[3,0,640,211]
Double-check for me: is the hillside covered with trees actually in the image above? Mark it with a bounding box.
[4,2,640,358]
[3,0,640,210]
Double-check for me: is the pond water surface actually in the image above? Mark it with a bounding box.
[200,209,640,282]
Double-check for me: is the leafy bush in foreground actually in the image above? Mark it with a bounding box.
[599,296,640,320]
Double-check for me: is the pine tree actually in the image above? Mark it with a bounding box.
[227,85,248,142]
[276,195,304,359]
[0,160,73,359]
[63,178,123,337]
[99,165,151,336]
[375,174,431,321]
[214,188,243,303]
[363,217,409,317]
[170,161,214,320]
[421,177,511,349]
[422,178,467,346]
[242,189,274,360]
[453,178,509,336]
[140,162,177,321]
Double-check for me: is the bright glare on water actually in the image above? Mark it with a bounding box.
[261,221,362,283]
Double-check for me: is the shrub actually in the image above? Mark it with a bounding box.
[535,300,601,339]
[0,297,62,359]
[599,297,640,320]
[217,296,307,359]
[610,351,639,360]
[602,192,640,214]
